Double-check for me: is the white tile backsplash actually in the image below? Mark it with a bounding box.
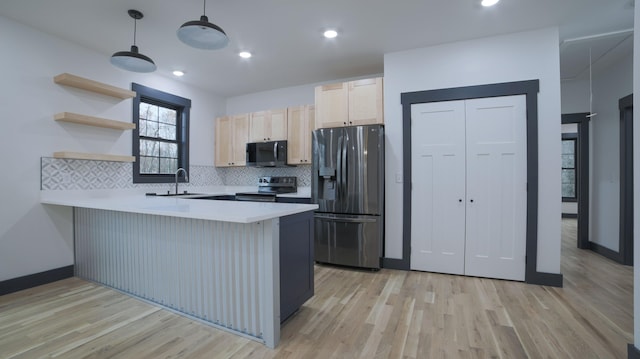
[41,157,311,191]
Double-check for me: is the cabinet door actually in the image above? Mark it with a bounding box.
[315,82,348,129]
[214,116,233,167]
[268,108,288,141]
[249,111,268,142]
[231,114,249,166]
[348,77,383,126]
[287,105,314,164]
[287,106,306,164]
[305,105,315,162]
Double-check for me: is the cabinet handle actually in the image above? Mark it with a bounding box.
[458,199,462,202]
[343,122,347,125]
[470,199,474,203]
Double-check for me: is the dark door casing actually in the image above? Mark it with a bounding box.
[619,94,633,266]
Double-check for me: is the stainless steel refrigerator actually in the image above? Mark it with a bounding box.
[311,124,384,269]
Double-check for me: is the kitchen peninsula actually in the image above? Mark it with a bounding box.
[41,192,317,348]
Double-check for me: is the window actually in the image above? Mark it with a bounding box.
[132,83,191,183]
[561,134,577,201]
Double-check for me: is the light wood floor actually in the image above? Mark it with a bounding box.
[0,219,632,358]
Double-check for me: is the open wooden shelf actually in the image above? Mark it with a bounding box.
[54,112,136,130]
[54,73,136,100]
[53,151,135,163]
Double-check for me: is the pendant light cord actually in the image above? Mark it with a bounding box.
[132,17,137,46]
[203,0,207,16]
[589,48,593,116]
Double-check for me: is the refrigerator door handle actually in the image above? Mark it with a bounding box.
[315,214,378,223]
[337,136,343,200]
[341,135,347,200]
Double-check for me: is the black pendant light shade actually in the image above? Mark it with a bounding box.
[110,9,156,73]
[177,0,229,50]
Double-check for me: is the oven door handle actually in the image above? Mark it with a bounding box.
[314,214,377,223]
[274,141,278,162]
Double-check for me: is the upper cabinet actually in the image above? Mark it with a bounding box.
[348,78,384,126]
[315,77,383,129]
[215,105,312,168]
[249,109,288,142]
[315,82,348,129]
[215,114,248,167]
[287,105,315,165]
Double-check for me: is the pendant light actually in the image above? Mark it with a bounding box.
[177,0,229,50]
[110,9,157,73]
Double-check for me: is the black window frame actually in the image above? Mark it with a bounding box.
[132,83,191,184]
[561,133,578,202]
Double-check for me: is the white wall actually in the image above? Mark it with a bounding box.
[589,53,633,252]
[384,27,562,273]
[561,78,590,114]
[0,15,225,281]
[226,83,316,115]
[225,74,383,115]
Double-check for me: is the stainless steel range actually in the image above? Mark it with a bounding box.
[235,176,297,202]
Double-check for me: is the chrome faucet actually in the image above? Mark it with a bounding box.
[175,167,188,195]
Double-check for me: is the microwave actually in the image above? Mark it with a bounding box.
[246,140,288,167]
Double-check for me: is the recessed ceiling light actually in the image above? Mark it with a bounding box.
[172,70,185,77]
[323,30,338,39]
[481,0,500,6]
[239,51,252,59]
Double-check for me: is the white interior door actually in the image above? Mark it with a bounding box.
[464,95,527,281]
[410,100,466,274]
[410,95,527,282]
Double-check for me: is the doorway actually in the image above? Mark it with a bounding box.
[396,79,562,287]
[561,113,590,249]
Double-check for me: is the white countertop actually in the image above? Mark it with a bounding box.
[41,187,316,224]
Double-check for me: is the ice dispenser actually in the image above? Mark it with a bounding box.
[317,167,337,200]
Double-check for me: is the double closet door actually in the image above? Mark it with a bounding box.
[410,95,527,281]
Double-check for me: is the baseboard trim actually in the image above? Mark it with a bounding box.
[526,271,563,287]
[0,265,74,296]
[589,241,623,264]
[629,344,640,359]
[382,257,410,270]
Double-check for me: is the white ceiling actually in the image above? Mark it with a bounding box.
[0,0,634,97]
